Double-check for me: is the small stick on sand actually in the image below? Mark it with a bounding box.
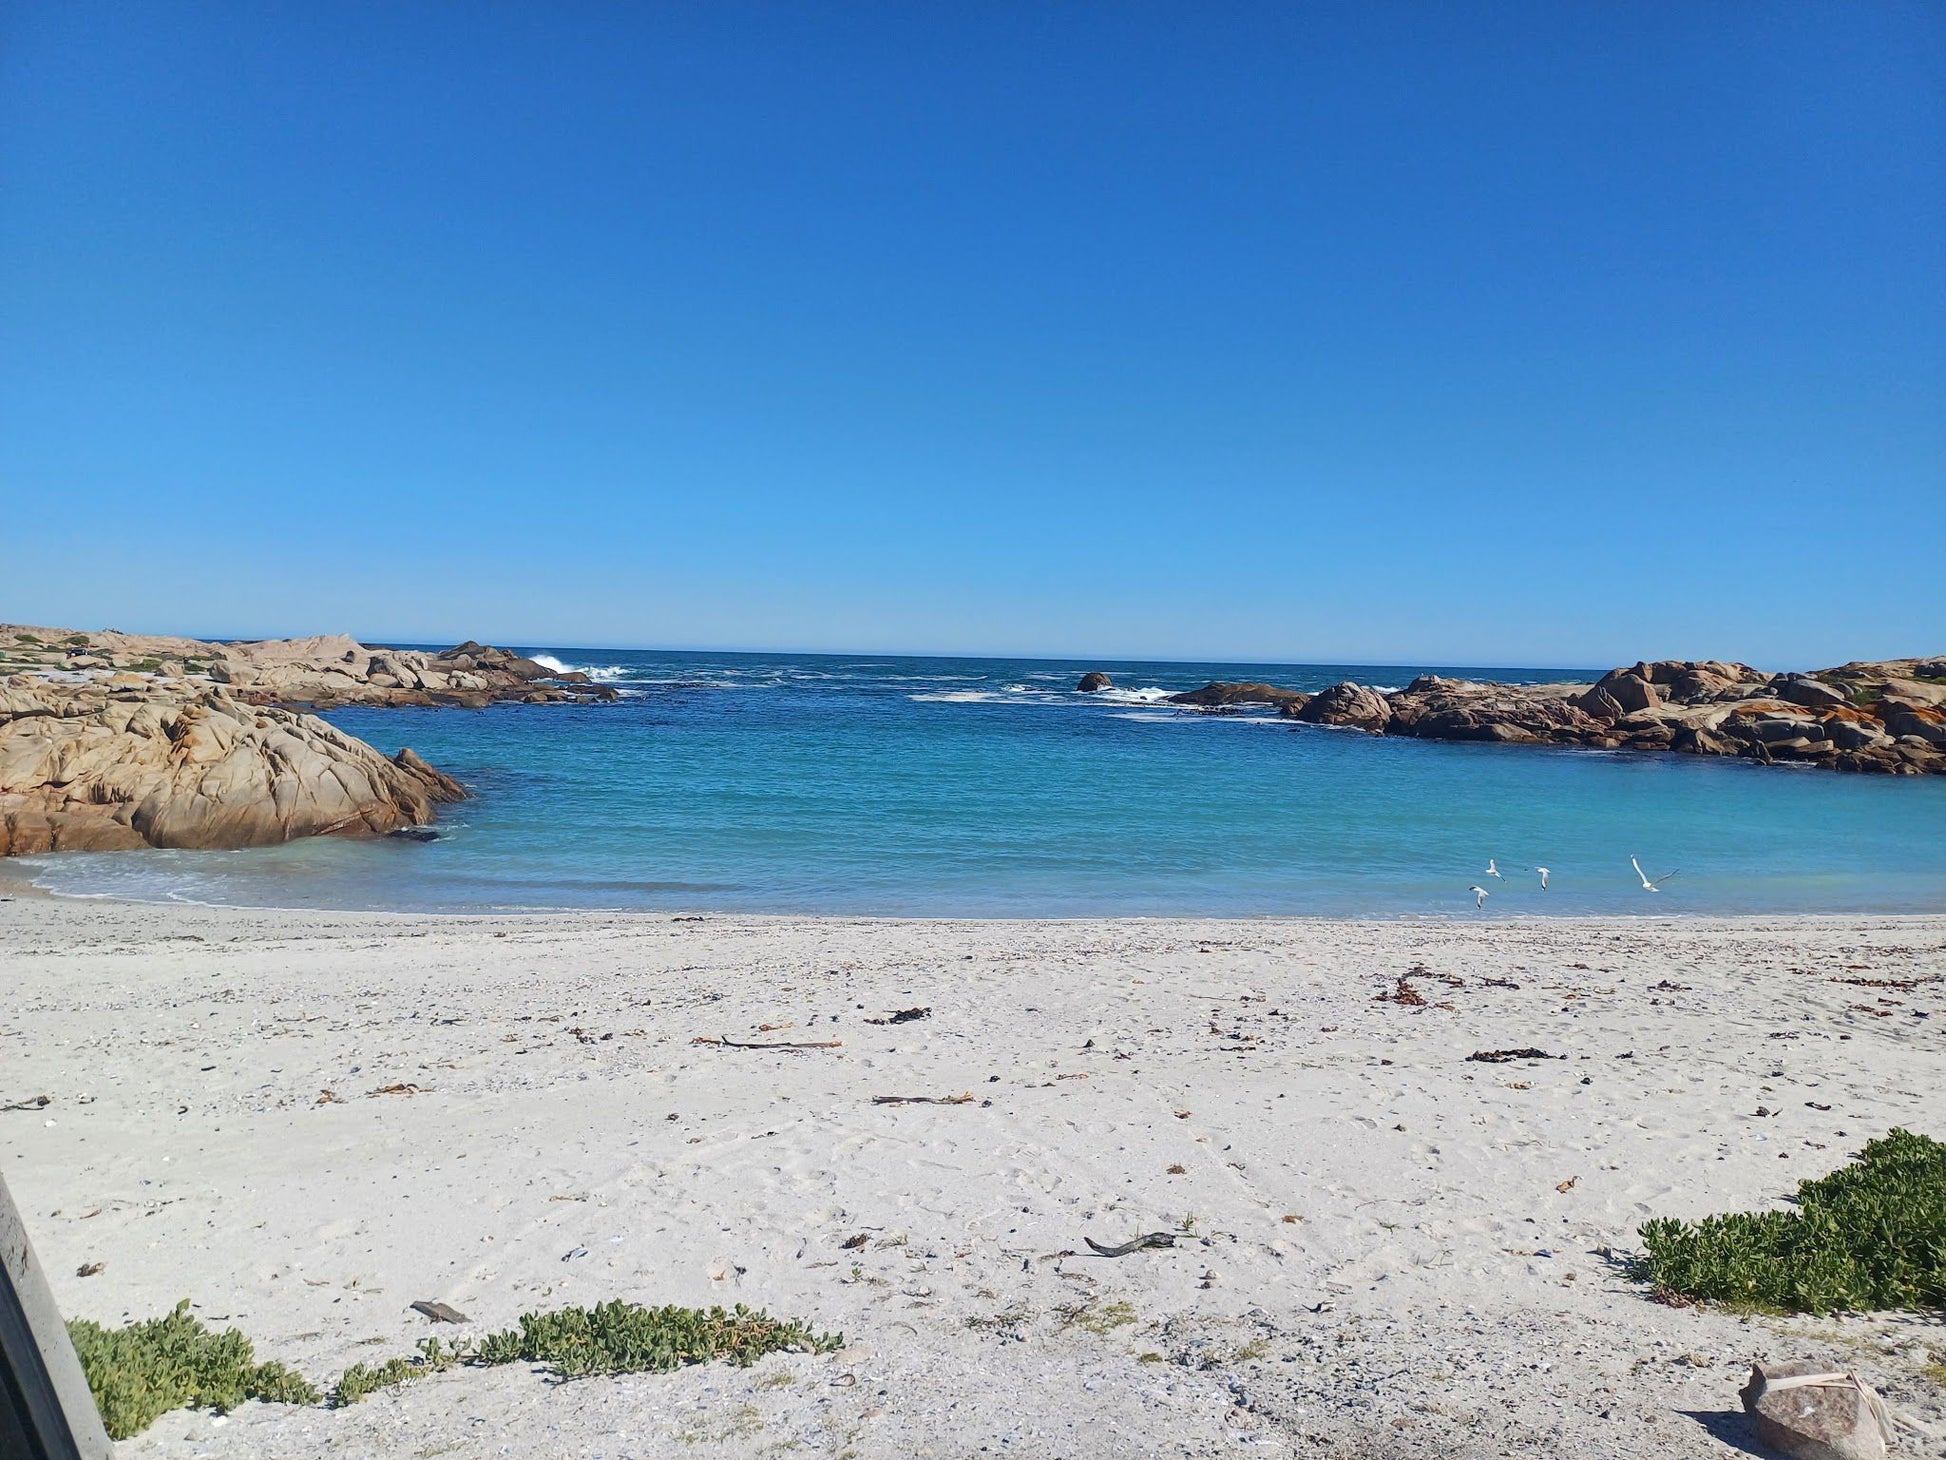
[871,1092,974,1105]
[1084,1233,1178,1258]
[694,1035,843,1050]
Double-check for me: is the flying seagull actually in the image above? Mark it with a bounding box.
[1536,866,1550,890]
[1484,859,1503,879]
[1469,884,1490,910]
[1630,856,1678,893]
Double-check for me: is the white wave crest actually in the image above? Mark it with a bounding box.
[530,654,630,682]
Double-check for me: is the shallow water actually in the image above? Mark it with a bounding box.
[18,649,1946,916]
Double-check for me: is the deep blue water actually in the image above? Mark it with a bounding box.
[17,649,1946,916]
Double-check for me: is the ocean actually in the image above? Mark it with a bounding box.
[16,648,1946,916]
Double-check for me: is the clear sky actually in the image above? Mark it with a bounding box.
[3,3,1941,668]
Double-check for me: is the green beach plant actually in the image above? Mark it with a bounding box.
[331,1336,465,1405]
[66,1300,321,1440]
[473,1299,843,1377]
[70,1297,841,1437]
[1638,1128,1946,1314]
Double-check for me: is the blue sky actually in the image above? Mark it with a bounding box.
[3,3,1941,668]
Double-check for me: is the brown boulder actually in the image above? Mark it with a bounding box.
[1881,708,1946,745]
[1582,668,1663,716]
[1771,675,1851,710]
[1293,683,1392,732]
[1077,672,1114,693]
[1826,718,1893,752]
[1739,1360,1893,1460]
[0,678,466,855]
[1878,677,1946,709]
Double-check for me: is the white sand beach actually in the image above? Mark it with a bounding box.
[3,896,1943,1458]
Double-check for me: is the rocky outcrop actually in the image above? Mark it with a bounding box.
[1381,678,1602,744]
[1076,672,1113,693]
[1290,682,1392,732]
[1216,657,1946,775]
[1,676,466,854]
[1168,682,1312,711]
[0,624,618,711]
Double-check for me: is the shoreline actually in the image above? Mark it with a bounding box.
[5,864,1944,923]
[6,896,1943,1457]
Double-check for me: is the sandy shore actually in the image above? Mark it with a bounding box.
[3,897,1943,1458]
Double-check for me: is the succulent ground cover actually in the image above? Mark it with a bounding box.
[66,1301,321,1440]
[1639,1128,1946,1314]
[69,1299,842,1438]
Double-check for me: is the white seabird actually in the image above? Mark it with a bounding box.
[1631,856,1678,892]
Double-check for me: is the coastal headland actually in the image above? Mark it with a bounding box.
[5,898,1942,1456]
[1142,656,1946,775]
[0,624,614,855]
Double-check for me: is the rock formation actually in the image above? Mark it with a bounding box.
[1168,682,1312,711]
[1076,672,1114,692]
[0,676,466,854]
[1292,682,1392,732]
[0,625,617,711]
[1246,658,1944,774]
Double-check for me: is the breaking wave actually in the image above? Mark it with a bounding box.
[531,654,631,682]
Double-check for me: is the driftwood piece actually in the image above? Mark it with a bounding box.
[410,1300,469,1324]
[2,1095,52,1112]
[692,1035,843,1050]
[871,1093,974,1106]
[1083,1232,1178,1257]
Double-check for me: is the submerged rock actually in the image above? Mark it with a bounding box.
[1168,682,1310,710]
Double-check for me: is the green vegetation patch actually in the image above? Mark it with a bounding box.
[71,1298,842,1437]
[67,1300,321,1440]
[1639,1128,1946,1314]
[332,1336,464,1406]
[474,1300,842,1377]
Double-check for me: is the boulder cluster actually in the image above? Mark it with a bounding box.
[0,622,624,856]
[1165,658,1946,774]
[210,637,620,709]
[0,675,467,855]
[0,625,617,710]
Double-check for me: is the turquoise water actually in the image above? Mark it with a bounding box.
[17,649,1946,916]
